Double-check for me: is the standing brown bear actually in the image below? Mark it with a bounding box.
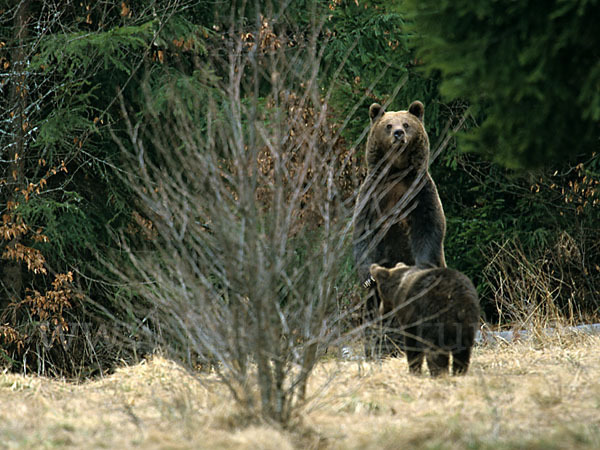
[353,101,446,357]
[353,101,446,281]
[369,262,479,376]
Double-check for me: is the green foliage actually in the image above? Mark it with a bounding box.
[322,1,447,148]
[16,194,92,261]
[30,22,152,75]
[403,0,600,168]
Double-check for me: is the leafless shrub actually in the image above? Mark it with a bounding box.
[106,9,367,425]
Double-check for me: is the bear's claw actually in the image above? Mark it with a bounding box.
[362,275,375,289]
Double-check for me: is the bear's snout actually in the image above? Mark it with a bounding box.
[393,128,405,140]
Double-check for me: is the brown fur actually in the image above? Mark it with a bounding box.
[353,101,446,284]
[370,262,479,376]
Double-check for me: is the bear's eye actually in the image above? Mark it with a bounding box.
[386,124,392,130]
[403,122,410,128]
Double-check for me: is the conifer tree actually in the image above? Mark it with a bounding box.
[0,1,190,372]
[403,0,600,168]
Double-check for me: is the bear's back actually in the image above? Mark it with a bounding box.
[397,268,479,327]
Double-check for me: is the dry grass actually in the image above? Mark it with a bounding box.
[2,334,600,449]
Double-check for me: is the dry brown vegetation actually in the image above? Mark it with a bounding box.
[2,333,600,449]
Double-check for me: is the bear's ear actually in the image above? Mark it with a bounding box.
[369,263,390,281]
[369,103,384,122]
[408,101,425,122]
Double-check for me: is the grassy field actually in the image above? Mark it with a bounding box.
[2,333,600,449]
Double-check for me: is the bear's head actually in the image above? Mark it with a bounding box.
[366,101,429,173]
[369,262,412,311]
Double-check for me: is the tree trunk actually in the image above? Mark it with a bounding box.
[1,0,29,306]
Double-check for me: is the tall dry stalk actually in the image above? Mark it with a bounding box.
[484,235,589,332]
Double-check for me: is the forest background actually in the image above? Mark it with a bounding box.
[1,0,599,393]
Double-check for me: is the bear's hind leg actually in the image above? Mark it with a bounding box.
[426,352,449,377]
[406,350,424,374]
[404,337,423,374]
[452,347,471,375]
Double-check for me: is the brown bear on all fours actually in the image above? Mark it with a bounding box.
[369,262,480,376]
[353,101,446,357]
